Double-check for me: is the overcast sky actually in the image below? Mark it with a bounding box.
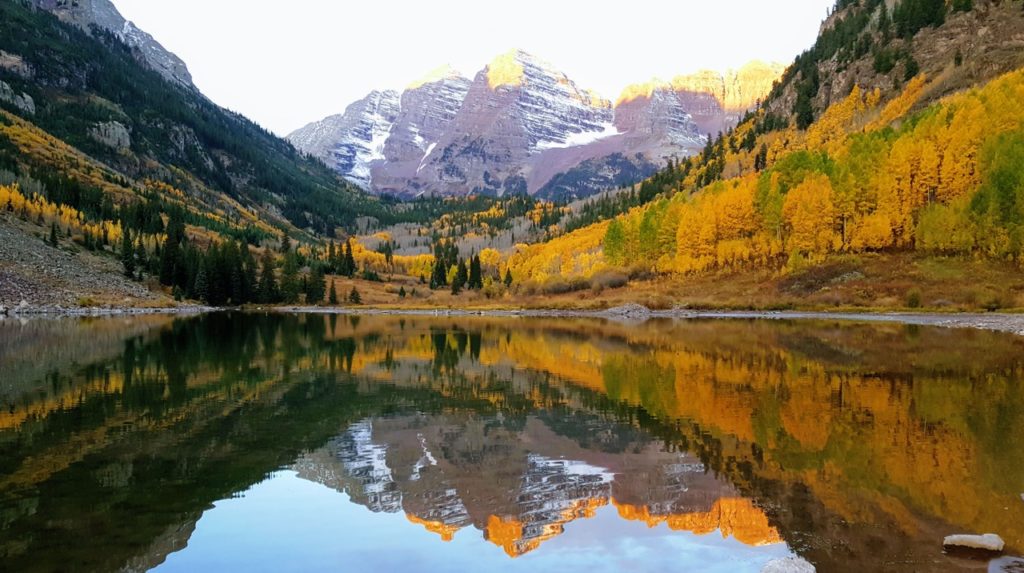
[112,0,835,136]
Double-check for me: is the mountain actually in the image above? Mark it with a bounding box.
[0,0,382,237]
[289,51,783,200]
[287,90,402,189]
[32,0,194,89]
[505,0,1024,312]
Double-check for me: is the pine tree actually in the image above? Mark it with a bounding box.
[348,287,362,305]
[280,254,300,303]
[194,260,210,303]
[258,250,278,303]
[343,239,356,277]
[329,280,338,305]
[398,286,406,298]
[504,269,513,287]
[121,229,135,278]
[468,255,482,290]
[452,259,468,295]
[306,265,326,305]
[49,222,58,247]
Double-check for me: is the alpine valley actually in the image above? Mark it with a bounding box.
[288,52,785,200]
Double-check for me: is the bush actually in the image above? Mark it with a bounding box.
[541,278,573,295]
[590,270,629,290]
[905,289,922,309]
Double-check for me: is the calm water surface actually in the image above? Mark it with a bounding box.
[0,313,1022,572]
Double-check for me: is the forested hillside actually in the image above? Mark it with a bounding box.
[502,0,1024,308]
[0,0,384,238]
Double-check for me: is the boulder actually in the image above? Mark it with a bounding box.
[943,533,1005,553]
[88,120,131,150]
[0,80,35,115]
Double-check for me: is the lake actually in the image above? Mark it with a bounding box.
[0,312,1022,572]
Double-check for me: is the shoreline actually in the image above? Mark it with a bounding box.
[270,304,1024,337]
[1,303,213,318]
[6,302,1024,337]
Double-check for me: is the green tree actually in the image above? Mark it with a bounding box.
[258,250,279,303]
[604,220,627,266]
[468,255,482,290]
[348,286,362,305]
[280,254,300,303]
[193,260,210,303]
[328,280,338,305]
[504,269,513,287]
[121,229,135,278]
[48,222,58,247]
[306,265,326,304]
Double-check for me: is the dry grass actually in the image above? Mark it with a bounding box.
[312,253,1024,313]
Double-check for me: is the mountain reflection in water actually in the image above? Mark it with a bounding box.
[0,312,1022,572]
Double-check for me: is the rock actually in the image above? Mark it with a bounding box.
[943,533,1005,553]
[761,556,816,573]
[88,120,131,150]
[604,303,653,318]
[0,80,36,115]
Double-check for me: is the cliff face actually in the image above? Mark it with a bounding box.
[33,0,194,89]
[289,52,783,199]
[669,61,788,134]
[764,0,1024,127]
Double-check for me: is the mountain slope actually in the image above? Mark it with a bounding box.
[289,51,783,200]
[32,0,195,89]
[503,0,1024,311]
[0,0,382,237]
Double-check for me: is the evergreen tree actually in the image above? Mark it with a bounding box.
[280,254,301,303]
[468,255,482,290]
[504,269,513,287]
[306,265,326,304]
[398,286,406,298]
[452,258,468,294]
[348,286,362,305]
[343,239,357,277]
[258,250,279,303]
[242,246,257,304]
[193,259,210,303]
[280,234,291,253]
[430,257,447,289]
[49,222,58,247]
[329,280,338,305]
[121,229,135,278]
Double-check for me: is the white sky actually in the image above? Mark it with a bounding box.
[111,0,835,136]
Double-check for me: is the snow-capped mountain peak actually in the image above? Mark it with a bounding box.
[287,52,783,199]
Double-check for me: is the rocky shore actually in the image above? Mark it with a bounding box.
[271,304,1024,337]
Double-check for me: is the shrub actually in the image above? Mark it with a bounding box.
[905,289,922,309]
[590,270,629,290]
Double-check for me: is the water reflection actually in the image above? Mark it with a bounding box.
[0,313,1022,572]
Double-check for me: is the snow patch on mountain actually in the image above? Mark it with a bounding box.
[535,122,621,151]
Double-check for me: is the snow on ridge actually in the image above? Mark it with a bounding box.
[535,122,621,151]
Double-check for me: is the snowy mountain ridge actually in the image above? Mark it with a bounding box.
[289,51,783,200]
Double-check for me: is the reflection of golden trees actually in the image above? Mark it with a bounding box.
[615,498,783,547]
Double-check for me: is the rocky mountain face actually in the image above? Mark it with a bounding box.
[289,51,782,200]
[32,0,194,89]
[764,0,1024,129]
[287,90,401,188]
[669,61,788,135]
